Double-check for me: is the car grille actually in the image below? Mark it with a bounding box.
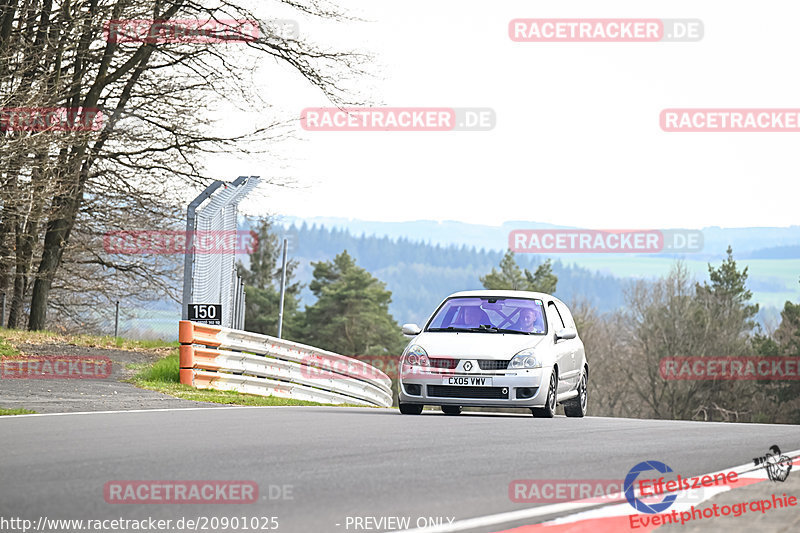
[429,358,458,369]
[478,359,510,370]
[428,359,510,370]
[427,385,508,399]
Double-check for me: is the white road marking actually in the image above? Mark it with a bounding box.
[0,405,381,419]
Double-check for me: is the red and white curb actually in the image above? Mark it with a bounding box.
[397,451,800,533]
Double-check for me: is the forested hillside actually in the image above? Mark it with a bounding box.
[269,223,627,325]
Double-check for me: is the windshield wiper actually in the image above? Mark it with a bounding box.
[493,328,532,335]
[427,325,498,333]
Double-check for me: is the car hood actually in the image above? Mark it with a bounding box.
[409,331,547,359]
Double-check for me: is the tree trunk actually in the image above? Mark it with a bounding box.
[28,162,85,331]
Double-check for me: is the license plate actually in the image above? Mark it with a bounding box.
[444,376,493,386]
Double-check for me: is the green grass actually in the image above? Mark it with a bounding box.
[130,354,349,407]
[135,354,181,382]
[0,336,20,358]
[133,381,332,407]
[0,408,36,416]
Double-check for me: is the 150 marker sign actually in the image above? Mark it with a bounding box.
[188,304,222,325]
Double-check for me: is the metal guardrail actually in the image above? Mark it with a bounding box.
[178,321,393,407]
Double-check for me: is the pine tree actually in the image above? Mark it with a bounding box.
[302,251,406,356]
[480,250,558,293]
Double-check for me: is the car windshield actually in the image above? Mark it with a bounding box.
[426,296,547,334]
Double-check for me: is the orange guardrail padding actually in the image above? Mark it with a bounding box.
[179,368,194,386]
[179,320,195,344]
[179,345,195,369]
[178,320,222,347]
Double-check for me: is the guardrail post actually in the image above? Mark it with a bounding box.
[114,301,120,337]
[179,321,196,385]
[179,345,195,385]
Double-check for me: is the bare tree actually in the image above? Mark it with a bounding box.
[0,0,369,330]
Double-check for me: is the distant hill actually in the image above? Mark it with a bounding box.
[276,216,800,260]
[242,218,800,329]
[741,245,800,259]
[241,222,626,325]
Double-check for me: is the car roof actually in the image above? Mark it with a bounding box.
[446,289,561,302]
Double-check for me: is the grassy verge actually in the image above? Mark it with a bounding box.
[0,327,178,353]
[0,408,36,416]
[130,354,338,407]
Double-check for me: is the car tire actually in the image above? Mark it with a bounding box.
[531,370,557,418]
[399,403,423,415]
[441,405,462,415]
[564,370,587,418]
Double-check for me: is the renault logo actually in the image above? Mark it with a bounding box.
[463,361,473,371]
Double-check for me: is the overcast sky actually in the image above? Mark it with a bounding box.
[206,1,800,230]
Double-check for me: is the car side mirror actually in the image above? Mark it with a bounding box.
[402,323,422,336]
[555,327,577,340]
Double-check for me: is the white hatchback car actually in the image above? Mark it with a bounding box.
[398,290,588,417]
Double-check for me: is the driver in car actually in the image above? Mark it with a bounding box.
[459,306,489,328]
[513,307,545,333]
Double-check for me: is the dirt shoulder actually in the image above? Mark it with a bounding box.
[0,341,218,414]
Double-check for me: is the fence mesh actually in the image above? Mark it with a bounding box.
[187,177,259,329]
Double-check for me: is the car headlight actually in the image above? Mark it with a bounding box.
[403,345,429,367]
[510,348,542,369]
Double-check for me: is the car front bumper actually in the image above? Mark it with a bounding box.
[398,365,553,408]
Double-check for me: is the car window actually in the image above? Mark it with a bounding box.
[426,296,547,334]
[547,301,566,330]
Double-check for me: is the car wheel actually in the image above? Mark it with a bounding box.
[531,370,557,418]
[441,405,462,415]
[399,403,423,415]
[564,371,587,418]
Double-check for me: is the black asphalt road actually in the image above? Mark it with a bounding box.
[1,407,799,533]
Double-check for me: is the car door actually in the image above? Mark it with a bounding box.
[546,301,574,394]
